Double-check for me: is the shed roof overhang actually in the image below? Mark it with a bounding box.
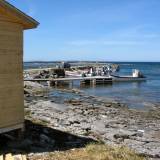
[0,0,39,29]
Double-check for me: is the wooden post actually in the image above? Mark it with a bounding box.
[71,80,73,87]
[91,79,96,86]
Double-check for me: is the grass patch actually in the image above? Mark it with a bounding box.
[30,144,147,160]
[29,118,49,126]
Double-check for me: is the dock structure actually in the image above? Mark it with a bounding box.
[24,75,147,87]
[24,76,113,86]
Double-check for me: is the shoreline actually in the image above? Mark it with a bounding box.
[1,75,159,159]
[23,81,160,159]
[23,65,160,111]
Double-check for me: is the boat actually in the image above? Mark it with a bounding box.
[65,71,82,77]
[111,69,146,82]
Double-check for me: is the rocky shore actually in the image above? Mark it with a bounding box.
[22,81,160,159]
[1,81,160,160]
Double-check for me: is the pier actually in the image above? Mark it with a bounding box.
[24,75,147,87]
[24,76,113,86]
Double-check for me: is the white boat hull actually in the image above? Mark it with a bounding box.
[112,76,146,82]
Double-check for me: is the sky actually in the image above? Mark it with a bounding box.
[7,0,160,62]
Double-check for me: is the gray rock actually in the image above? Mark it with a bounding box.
[25,90,160,158]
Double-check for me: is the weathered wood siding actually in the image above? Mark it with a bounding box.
[0,19,24,129]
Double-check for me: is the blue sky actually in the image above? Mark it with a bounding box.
[7,0,160,61]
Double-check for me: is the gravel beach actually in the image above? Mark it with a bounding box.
[22,81,160,159]
[1,81,160,160]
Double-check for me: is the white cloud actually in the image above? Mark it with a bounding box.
[67,24,159,47]
[67,40,146,46]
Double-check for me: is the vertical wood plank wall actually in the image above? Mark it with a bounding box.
[0,20,24,129]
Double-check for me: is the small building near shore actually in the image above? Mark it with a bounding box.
[0,0,39,134]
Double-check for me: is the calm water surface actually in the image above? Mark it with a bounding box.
[24,62,160,109]
[81,62,160,109]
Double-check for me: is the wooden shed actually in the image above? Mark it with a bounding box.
[0,0,39,134]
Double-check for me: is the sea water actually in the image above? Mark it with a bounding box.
[82,62,160,109]
[24,62,160,109]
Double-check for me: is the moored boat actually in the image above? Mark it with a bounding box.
[111,69,146,82]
